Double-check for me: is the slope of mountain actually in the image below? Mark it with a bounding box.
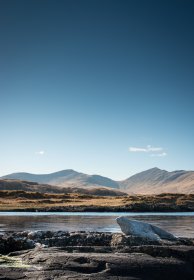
[2,167,194,194]
[0,179,61,193]
[1,170,119,189]
[0,179,126,196]
[120,167,194,194]
[1,170,80,185]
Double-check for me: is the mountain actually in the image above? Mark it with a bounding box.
[2,167,194,194]
[0,179,126,197]
[120,167,194,194]
[1,169,119,189]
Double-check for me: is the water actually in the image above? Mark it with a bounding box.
[0,212,194,237]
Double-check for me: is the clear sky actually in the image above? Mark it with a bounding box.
[0,0,194,180]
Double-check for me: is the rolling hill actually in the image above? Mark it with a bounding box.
[0,179,126,196]
[1,169,119,189]
[2,167,194,194]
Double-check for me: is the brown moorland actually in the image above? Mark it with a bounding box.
[0,190,194,211]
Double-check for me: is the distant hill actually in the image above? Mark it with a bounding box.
[120,167,194,194]
[2,167,194,194]
[0,179,126,197]
[1,170,119,189]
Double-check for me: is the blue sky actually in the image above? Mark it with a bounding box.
[0,0,194,179]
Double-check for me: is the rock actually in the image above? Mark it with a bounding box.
[4,247,194,280]
[0,234,35,254]
[111,233,160,247]
[116,216,177,241]
[0,231,113,254]
[0,230,194,279]
[0,230,186,255]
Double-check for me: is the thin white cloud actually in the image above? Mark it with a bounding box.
[129,145,163,153]
[150,152,167,157]
[147,145,163,152]
[129,145,167,157]
[36,150,45,156]
[129,147,148,152]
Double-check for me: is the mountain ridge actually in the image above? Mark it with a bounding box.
[1,169,119,189]
[120,167,194,194]
[1,167,194,194]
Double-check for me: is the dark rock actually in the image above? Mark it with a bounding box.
[111,233,161,247]
[0,230,193,255]
[1,231,194,279]
[1,248,193,279]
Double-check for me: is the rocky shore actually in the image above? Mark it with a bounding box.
[1,230,194,279]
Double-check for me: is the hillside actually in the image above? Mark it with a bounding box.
[120,167,194,194]
[0,179,126,197]
[1,170,119,189]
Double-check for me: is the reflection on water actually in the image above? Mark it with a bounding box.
[0,212,194,237]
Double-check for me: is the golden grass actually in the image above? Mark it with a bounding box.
[0,190,194,211]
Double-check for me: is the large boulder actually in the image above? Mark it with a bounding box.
[116,216,177,242]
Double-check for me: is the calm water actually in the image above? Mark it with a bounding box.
[0,212,194,237]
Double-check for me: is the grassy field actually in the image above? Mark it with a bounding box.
[0,190,194,211]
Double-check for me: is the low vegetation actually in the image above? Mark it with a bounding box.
[0,191,194,211]
[0,255,30,268]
